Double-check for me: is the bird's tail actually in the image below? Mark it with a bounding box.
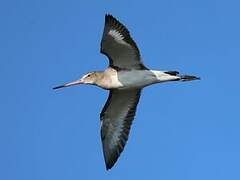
[164,71,200,82]
[179,75,200,81]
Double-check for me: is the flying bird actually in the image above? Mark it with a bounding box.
[53,14,200,170]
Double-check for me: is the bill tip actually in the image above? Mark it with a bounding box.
[53,85,65,90]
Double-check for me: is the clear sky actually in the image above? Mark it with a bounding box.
[1,0,240,179]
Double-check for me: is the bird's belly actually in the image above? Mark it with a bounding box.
[118,79,155,89]
[116,70,157,89]
[99,69,160,90]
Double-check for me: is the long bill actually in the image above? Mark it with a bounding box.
[53,79,83,90]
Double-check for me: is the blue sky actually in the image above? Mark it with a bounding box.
[1,0,240,179]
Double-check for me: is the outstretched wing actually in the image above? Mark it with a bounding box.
[100,14,147,70]
[100,89,141,170]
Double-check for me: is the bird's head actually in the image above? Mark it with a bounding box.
[79,72,100,84]
[53,72,102,90]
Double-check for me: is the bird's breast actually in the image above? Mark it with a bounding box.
[96,67,124,89]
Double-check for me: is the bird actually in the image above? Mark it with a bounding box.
[53,14,200,170]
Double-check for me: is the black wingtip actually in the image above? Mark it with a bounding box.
[105,14,113,19]
[106,166,110,171]
[105,14,118,24]
[103,153,117,171]
[105,162,113,171]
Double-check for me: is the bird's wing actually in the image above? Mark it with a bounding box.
[100,14,148,70]
[100,89,141,170]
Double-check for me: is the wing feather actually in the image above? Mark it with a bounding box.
[100,89,141,170]
[100,14,147,70]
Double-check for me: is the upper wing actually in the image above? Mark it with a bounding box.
[100,89,141,170]
[100,14,148,70]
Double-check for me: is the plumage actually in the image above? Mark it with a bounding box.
[53,14,200,171]
[100,14,148,70]
[100,90,141,170]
